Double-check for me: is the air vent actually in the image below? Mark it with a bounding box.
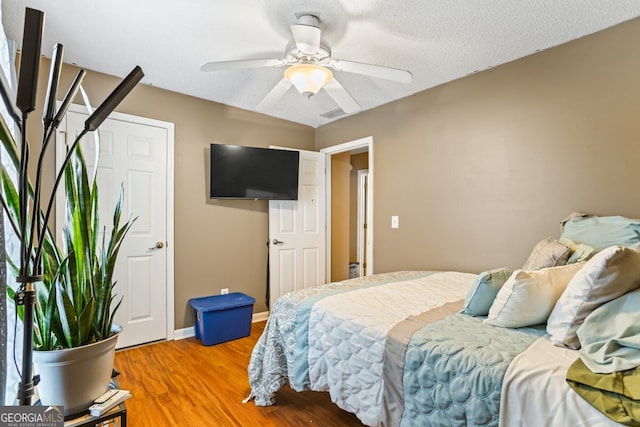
[320,108,346,119]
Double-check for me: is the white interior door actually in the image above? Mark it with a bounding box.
[58,106,173,348]
[268,149,326,309]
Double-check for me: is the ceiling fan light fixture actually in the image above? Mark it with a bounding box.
[284,63,333,97]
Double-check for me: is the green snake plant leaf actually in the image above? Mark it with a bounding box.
[0,113,19,168]
[77,297,97,344]
[55,281,79,348]
[105,293,123,340]
[62,225,81,321]
[6,286,23,322]
[71,207,89,307]
[1,165,21,236]
[34,279,57,351]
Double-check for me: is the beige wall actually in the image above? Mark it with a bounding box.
[26,61,314,329]
[316,17,640,274]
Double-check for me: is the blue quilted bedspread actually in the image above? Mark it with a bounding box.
[247,271,546,426]
[400,314,545,427]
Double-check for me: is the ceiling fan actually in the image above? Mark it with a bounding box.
[200,13,413,115]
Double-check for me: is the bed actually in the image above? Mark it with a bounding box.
[246,214,640,426]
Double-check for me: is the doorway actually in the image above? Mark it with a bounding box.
[321,136,374,282]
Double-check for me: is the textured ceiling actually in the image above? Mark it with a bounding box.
[2,0,640,128]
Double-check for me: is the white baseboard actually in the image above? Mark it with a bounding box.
[173,326,195,340]
[252,311,269,323]
[173,311,269,341]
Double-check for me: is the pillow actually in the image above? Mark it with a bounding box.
[522,238,570,270]
[546,245,640,349]
[567,244,595,263]
[560,237,596,264]
[576,288,640,374]
[461,267,515,316]
[485,262,584,328]
[560,212,592,231]
[560,215,640,252]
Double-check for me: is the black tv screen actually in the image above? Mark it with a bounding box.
[209,144,300,200]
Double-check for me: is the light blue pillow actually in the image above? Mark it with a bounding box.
[462,267,515,316]
[577,288,640,374]
[560,216,640,252]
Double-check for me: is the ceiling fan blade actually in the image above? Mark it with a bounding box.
[256,78,293,111]
[323,78,361,114]
[290,24,321,55]
[328,59,413,84]
[200,59,285,72]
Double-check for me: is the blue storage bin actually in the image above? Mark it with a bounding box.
[188,292,255,346]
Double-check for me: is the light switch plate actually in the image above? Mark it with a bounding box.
[391,216,399,229]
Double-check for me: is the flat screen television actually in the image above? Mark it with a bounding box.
[209,144,300,200]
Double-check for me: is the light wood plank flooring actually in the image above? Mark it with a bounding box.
[115,321,364,426]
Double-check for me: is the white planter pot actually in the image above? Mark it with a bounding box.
[33,324,121,416]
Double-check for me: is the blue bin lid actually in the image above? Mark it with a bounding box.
[188,292,255,312]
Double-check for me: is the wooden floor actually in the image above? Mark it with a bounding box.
[114,321,364,426]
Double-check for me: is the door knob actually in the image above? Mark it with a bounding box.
[272,239,285,245]
[149,241,165,250]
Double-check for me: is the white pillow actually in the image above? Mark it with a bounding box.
[485,263,584,328]
[546,245,640,349]
[522,237,571,270]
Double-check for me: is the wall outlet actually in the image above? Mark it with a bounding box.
[221,288,229,295]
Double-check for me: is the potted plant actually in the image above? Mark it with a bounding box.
[1,133,134,415]
[0,7,143,414]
